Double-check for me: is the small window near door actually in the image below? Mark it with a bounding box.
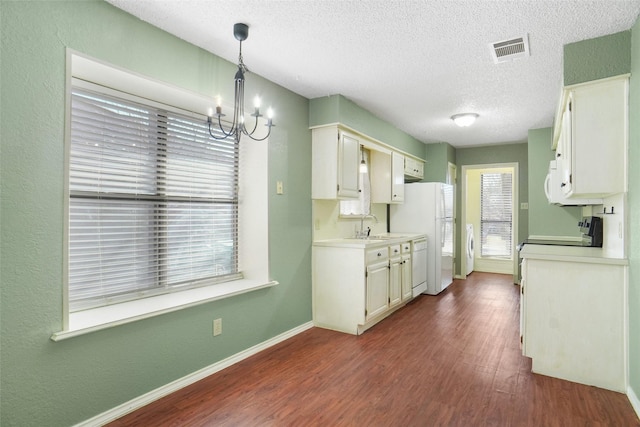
[480,172,512,259]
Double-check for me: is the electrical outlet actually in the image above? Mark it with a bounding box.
[213,318,222,336]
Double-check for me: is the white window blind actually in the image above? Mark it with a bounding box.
[480,172,512,259]
[68,87,240,311]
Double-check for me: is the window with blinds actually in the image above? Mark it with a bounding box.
[480,172,513,259]
[68,87,240,311]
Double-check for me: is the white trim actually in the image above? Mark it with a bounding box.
[51,279,278,341]
[73,321,315,427]
[474,258,513,275]
[69,49,216,117]
[448,162,457,276]
[461,163,519,281]
[628,385,640,421]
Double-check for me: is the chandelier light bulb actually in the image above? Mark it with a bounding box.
[267,107,274,119]
[254,96,261,109]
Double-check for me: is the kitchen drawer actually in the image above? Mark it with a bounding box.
[389,244,402,258]
[366,247,388,264]
[401,242,411,253]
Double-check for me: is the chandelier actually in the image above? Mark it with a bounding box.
[207,23,274,143]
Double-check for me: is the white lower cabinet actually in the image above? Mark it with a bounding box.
[388,245,402,308]
[313,240,415,335]
[520,250,627,392]
[366,247,390,320]
[401,242,413,301]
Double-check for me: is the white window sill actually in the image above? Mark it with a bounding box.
[51,279,278,341]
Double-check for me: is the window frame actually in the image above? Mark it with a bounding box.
[67,84,242,311]
[53,51,275,341]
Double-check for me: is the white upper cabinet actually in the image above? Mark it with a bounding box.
[312,124,425,202]
[555,75,628,198]
[404,157,424,181]
[312,126,360,199]
[371,151,405,203]
[392,152,405,202]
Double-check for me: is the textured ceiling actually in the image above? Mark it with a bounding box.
[105,0,640,148]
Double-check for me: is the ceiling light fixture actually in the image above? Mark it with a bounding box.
[451,113,479,127]
[207,23,274,143]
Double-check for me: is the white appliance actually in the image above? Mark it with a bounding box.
[411,239,428,297]
[466,224,474,276]
[544,160,601,205]
[390,182,454,295]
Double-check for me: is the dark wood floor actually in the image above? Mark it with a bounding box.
[109,272,639,426]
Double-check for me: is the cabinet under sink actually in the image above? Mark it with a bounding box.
[313,235,423,335]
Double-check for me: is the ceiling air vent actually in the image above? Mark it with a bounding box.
[490,35,530,63]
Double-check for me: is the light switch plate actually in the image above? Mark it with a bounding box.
[276,181,284,194]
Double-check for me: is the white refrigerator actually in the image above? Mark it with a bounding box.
[390,182,454,295]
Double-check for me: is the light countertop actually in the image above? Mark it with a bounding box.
[519,243,628,266]
[313,233,426,249]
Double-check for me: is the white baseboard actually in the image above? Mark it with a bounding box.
[629,385,640,421]
[75,321,315,427]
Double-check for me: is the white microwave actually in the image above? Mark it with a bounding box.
[544,160,602,205]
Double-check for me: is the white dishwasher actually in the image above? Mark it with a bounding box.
[412,239,428,297]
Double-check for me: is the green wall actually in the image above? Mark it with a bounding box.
[309,94,427,160]
[455,143,529,279]
[629,16,640,407]
[564,31,631,86]
[527,128,583,237]
[424,142,456,183]
[0,1,311,425]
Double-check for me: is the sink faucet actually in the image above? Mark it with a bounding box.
[357,214,378,238]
